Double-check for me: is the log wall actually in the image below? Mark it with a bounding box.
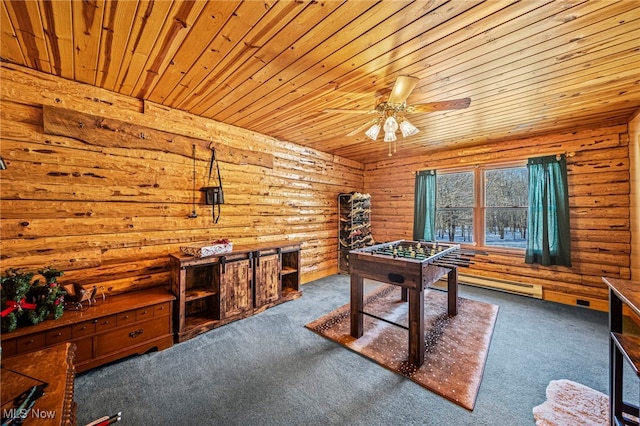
[0,64,362,294]
[629,111,640,281]
[1,63,634,310]
[365,125,632,310]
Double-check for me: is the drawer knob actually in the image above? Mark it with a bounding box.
[129,329,144,338]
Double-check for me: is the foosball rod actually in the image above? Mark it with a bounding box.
[439,255,474,264]
[457,249,488,256]
[432,261,465,268]
[431,259,474,268]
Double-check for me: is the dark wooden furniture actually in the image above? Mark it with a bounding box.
[1,288,174,373]
[170,242,302,342]
[602,277,640,426]
[1,343,76,425]
[338,192,373,273]
[349,240,463,367]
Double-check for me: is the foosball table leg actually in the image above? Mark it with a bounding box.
[408,287,425,367]
[447,267,458,316]
[350,274,364,338]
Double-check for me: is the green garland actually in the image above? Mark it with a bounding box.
[1,266,66,333]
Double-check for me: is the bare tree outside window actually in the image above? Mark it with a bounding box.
[485,167,528,248]
[436,172,474,243]
[433,165,528,249]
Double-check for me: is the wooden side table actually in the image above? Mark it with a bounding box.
[602,277,640,426]
[1,343,76,425]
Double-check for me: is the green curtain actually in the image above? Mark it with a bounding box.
[413,170,437,241]
[525,155,571,266]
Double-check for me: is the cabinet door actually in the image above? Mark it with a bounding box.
[254,253,281,308]
[220,259,252,318]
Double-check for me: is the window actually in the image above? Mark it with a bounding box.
[435,171,474,243]
[433,164,528,249]
[484,167,528,248]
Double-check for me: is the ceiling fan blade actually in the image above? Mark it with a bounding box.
[323,108,377,114]
[387,75,419,105]
[405,97,471,113]
[346,118,379,136]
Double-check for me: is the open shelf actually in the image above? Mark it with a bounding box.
[604,277,640,426]
[185,288,218,302]
[612,332,640,375]
[281,266,297,275]
[338,192,373,273]
[281,286,301,301]
[184,314,220,330]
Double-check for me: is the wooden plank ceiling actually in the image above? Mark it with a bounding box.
[1,0,639,164]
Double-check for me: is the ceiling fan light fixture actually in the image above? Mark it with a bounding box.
[364,123,381,140]
[329,75,470,156]
[399,119,419,137]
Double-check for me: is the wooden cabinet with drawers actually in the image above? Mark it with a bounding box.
[170,242,302,342]
[1,288,174,373]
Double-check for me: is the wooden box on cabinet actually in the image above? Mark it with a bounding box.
[170,242,302,342]
[0,288,174,373]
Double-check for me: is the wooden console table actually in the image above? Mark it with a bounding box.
[602,277,640,426]
[1,343,76,425]
[170,242,301,342]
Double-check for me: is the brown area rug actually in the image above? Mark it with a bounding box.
[305,284,498,410]
[533,379,609,426]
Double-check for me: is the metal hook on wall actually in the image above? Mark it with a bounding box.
[187,144,198,219]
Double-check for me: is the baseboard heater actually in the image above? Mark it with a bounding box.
[452,273,543,299]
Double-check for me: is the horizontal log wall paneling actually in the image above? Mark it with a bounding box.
[630,111,640,281]
[364,125,631,309]
[0,64,364,294]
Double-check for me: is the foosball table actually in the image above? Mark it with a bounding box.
[349,239,481,367]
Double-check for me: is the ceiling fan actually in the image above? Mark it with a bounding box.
[324,76,471,156]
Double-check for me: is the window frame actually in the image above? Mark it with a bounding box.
[435,160,528,253]
[434,169,475,245]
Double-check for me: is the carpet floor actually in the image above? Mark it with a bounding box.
[305,284,498,410]
[74,275,638,425]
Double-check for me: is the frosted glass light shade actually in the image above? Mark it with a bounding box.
[383,116,398,132]
[384,131,397,142]
[365,124,381,140]
[399,119,419,137]
[383,116,398,142]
